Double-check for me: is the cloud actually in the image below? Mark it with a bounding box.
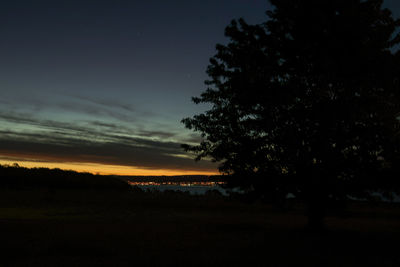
[0,108,183,142]
[0,111,38,125]
[56,100,139,123]
[0,132,216,172]
[0,92,151,124]
[85,121,178,139]
[182,133,204,144]
[0,110,216,172]
[136,129,177,139]
[77,96,139,113]
[62,94,158,123]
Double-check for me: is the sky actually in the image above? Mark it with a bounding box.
[0,0,399,176]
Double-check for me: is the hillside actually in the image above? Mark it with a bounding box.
[0,164,130,191]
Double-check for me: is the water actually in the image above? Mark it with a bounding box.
[137,185,227,195]
[136,185,400,202]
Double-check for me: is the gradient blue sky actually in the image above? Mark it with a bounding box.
[0,0,399,175]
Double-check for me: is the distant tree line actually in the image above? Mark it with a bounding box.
[0,164,130,191]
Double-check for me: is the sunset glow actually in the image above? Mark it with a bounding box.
[0,159,218,176]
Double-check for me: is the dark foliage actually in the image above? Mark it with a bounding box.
[182,0,400,227]
[0,164,131,191]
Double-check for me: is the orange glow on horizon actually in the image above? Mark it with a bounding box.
[0,159,218,176]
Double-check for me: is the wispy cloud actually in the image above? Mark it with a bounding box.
[0,110,216,172]
[63,94,157,122]
[0,131,215,171]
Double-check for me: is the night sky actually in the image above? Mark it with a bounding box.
[1,0,399,175]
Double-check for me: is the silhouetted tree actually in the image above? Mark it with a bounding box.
[182,0,400,228]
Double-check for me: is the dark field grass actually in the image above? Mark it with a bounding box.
[0,188,399,267]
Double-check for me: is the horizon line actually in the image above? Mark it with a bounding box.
[0,160,219,177]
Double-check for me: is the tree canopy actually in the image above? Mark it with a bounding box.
[182,0,400,223]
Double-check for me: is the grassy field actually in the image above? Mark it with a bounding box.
[0,188,399,267]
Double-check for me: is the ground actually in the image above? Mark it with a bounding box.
[0,188,399,266]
